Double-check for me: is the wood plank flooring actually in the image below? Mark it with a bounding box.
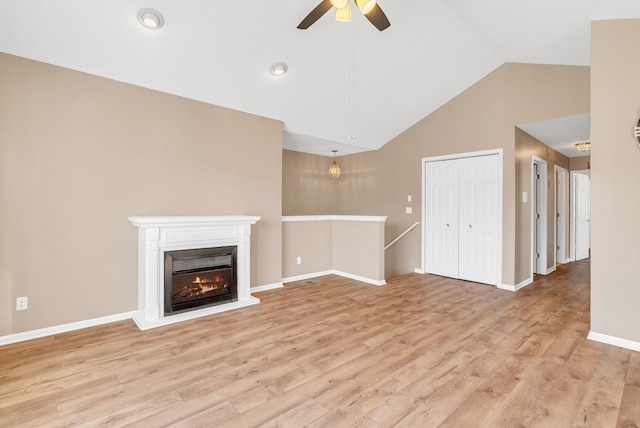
[1,260,639,427]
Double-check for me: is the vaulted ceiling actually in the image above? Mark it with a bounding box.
[1,1,639,156]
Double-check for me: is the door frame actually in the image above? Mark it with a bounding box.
[532,156,548,276]
[570,169,590,261]
[421,148,503,286]
[554,165,568,265]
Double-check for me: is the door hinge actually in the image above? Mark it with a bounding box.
[557,212,560,218]
[537,253,540,258]
[537,214,540,219]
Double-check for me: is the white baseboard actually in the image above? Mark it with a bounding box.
[282,270,334,284]
[0,311,136,347]
[498,277,533,292]
[414,268,425,274]
[251,282,284,293]
[332,270,386,286]
[545,265,557,275]
[588,331,640,352]
[282,270,386,286]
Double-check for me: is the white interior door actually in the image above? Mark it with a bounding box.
[424,160,459,278]
[555,166,567,264]
[458,155,499,285]
[575,173,590,261]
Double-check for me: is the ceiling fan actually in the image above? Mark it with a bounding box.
[297,0,390,32]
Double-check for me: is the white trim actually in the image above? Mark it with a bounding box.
[532,156,548,277]
[588,331,640,352]
[421,148,503,286]
[282,270,334,283]
[282,215,387,222]
[498,276,533,292]
[282,270,386,286]
[0,311,135,346]
[420,148,501,163]
[251,282,284,293]
[129,215,261,228]
[545,265,557,275]
[554,165,568,267]
[332,270,386,286]
[414,268,425,274]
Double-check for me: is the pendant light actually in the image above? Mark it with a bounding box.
[329,150,341,179]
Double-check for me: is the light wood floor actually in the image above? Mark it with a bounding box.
[1,260,639,427]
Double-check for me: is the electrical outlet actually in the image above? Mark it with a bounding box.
[405,207,413,214]
[16,296,28,311]
[296,256,302,265]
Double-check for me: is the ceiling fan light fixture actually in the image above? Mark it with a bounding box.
[335,4,352,22]
[355,0,377,14]
[137,8,164,30]
[330,0,349,9]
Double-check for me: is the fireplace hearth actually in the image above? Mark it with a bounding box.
[164,246,237,314]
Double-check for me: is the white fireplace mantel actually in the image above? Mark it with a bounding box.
[128,216,261,330]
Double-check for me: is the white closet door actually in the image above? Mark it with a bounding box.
[458,155,499,285]
[424,154,499,286]
[424,160,459,278]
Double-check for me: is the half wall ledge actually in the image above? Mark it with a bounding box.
[282,215,387,285]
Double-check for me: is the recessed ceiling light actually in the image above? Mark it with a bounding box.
[270,62,288,76]
[137,8,164,30]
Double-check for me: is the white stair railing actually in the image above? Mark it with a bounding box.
[384,221,420,251]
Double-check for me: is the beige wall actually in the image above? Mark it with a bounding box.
[514,128,570,284]
[0,53,283,336]
[332,220,385,282]
[283,63,589,283]
[569,156,591,171]
[282,217,385,283]
[591,19,640,342]
[282,220,332,277]
[282,150,339,215]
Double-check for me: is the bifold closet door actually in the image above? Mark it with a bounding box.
[425,154,499,286]
[457,155,499,285]
[424,159,459,278]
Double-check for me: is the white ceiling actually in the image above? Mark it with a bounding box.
[518,114,591,158]
[1,1,639,157]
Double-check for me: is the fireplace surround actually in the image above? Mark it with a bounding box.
[128,216,260,330]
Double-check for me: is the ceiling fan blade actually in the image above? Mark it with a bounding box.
[297,0,334,29]
[364,3,391,31]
